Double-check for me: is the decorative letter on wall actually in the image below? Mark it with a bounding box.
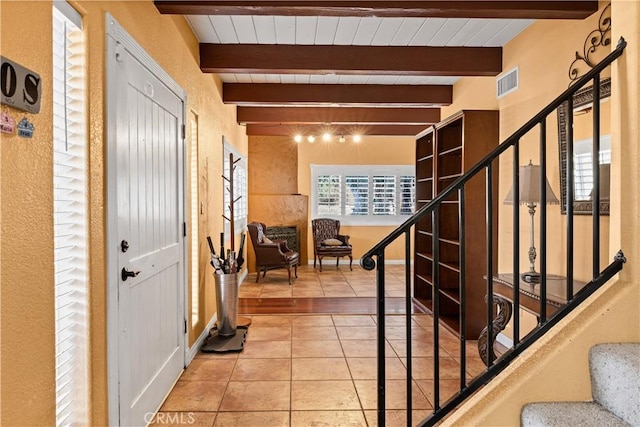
[1,56,42,113]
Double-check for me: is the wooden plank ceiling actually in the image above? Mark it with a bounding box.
[155,1,597,138]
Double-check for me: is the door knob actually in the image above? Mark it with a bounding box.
[121,268,140,281]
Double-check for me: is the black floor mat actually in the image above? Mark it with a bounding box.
[201,326,248,353]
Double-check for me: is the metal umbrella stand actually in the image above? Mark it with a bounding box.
[201,235,248,353]
[213,272,238,336]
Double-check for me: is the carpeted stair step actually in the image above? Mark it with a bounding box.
[590,343,640,426]
[521,401,630,426]
[521,343,640,427]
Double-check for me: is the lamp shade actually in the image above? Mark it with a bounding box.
[504,161,559,205]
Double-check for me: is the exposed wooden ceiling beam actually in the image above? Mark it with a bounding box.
[223,83,452,106]
[155,1,597,19]
[201,44,502,76]
[246,124,428,136]
[237,107,440,125]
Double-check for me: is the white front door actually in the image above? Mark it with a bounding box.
[107,16,186,427]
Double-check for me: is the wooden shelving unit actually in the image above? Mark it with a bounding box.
[413,110,499,340]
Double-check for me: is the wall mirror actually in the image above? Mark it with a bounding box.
[557,77,611,215]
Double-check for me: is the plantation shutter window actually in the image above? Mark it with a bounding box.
[53,3,89,426]
[372,175,396,216]
[311,165,415,225]
[317,175,342,216]
[345,175,369,216]
[400,175,416,215]
[189,115,199,326]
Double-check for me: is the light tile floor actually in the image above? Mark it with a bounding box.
[153,266,486,427]
[238,264,411,298]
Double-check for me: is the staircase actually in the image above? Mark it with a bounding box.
[360,37,629,427]
[522,343,640,427]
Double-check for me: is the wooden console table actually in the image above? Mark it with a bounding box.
[478,273,586,365]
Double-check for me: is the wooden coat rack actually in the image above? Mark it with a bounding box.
[222,152,242,251]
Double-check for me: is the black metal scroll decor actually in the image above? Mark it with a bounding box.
[478,295,513,366]
[568,3,611,86]
[361,255,376,270]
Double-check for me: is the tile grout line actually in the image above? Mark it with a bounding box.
[182,266,434,425]
[334,313,371,426]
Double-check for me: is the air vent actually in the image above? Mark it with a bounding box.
[497,66,519,98]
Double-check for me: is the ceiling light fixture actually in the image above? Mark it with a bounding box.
[292,134,363,144]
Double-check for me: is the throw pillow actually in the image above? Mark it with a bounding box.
[263,236,274,244]
[322,238,343,246]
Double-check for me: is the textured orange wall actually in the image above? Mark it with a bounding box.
[442,2,640,425]
[247,136,307,269]
[0,1,247,425]
[440,4,613,283]
[1,3,56,425]
[440,76,498,118]
[440,0,614,346]
[248,195,309,270]
[247,135,415,264]
[297,136,416,261]
[496,7,611,283]
[249,136,298,194]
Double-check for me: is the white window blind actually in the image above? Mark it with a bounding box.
[189,115,199,326]
[237,165,247,223]
[317,175,342,216]
[574,136,611,200]
[372,175,396,215]
[345,175,369,215]
[53,3,88,427]
[223,140,247,234]
[400,175,416,215]
[311,165,415,226]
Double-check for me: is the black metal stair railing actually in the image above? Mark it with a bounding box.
[360,38,628,427]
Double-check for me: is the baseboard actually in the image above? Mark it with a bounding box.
[238,268,248,284]
[497,333,513,348]
[186,270,247,365]
[186,314,217,365]
[376,259,412,265]
[306,259,411,266]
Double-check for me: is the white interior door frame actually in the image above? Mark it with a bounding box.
[105,13,188,425]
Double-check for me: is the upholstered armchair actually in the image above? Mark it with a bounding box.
[247,222,299,285]
[311,218,353,272]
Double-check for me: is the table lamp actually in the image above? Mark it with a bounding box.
[504,160,559,283]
